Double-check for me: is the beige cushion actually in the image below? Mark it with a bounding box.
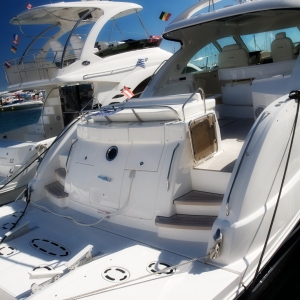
[271,32,295,62]
[218,44,249,68]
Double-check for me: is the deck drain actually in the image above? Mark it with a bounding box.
[102,267,130,282]
[2,223,16,230]
[146,262,175,276]
[0,246,16,256]
[30,238,70,257]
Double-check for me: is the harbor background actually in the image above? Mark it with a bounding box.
[0,0,237,92]
[0,107,41,133]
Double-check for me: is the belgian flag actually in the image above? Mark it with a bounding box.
[159,11,171,21]
[11,45,17,53]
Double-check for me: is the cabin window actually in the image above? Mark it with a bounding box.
[185,42,219,72]
[217,36,236,48]
[241,27,300,52]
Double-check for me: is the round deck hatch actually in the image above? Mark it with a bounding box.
[0,246,16,256]
[102,266,130,282]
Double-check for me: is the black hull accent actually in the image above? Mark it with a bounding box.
[237,221,300,300]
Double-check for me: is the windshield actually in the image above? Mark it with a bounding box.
[241,27,300,52]
[184,26,300,73]
[94,13,162,58]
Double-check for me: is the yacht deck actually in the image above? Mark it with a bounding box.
[197,118,254,172]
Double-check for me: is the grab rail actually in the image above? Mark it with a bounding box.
[182,87,205,121]
[87,103,182,122]
[166,143,180,190]
[83,65,136,80]
[66,139,78,173]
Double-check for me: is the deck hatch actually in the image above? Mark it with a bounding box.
[189,113,218,163]
[0,246,16,256]
[101,267,130,282]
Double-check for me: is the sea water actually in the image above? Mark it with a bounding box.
[0,108,42,134]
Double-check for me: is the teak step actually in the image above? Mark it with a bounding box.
[174,191,223,216]
[155,214,217,230]
[174,191,223,206]
[55,168,66,180]
[45,181,68,199]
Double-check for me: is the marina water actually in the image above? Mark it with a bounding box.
[0,107,42,134]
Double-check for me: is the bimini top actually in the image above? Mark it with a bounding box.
[10,0,142,25]
[163,0,300,41]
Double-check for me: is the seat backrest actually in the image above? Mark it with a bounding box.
[218,44,249,68]
[50,40,64,62]
[271,32,295,63]
[70,36,84,59]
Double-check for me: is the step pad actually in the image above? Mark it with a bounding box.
[45,181,68,199]
[155,214,217,230]
[55,168,66,180]
[174,191,223,206]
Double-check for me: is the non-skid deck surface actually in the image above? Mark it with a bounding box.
[198,118,254,172]
[55,167,66,179]
[45,181,68,198]
[174,191,223,206]
[155,214,217,230]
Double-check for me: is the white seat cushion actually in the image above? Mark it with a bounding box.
[271,32,295,63]
[218,44,249,68]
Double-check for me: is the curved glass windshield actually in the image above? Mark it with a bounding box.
[241,27,300,51]
[94,13,162,58]
[186,42,219,72]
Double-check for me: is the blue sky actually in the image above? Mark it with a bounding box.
[0,0,236,92]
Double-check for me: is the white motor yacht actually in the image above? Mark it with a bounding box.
[0,0,300,299]
[0,0,171,205]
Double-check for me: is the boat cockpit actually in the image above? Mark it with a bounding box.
[143,8,300,120]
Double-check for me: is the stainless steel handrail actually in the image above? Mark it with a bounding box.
[4,53,59,85]
[66,139,78,173]
[87,103,182,122]
[80,97,96,117]
[182,87,206,121]
[19,23,60,64]
[83,65,136,79]
[166,143,180,190]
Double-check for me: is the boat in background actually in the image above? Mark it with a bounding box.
[0,0,171,205]
[0,90,44,112]
[1,0,300,299]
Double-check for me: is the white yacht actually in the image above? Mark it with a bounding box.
[0,0,171,204]
[1,0,300,299]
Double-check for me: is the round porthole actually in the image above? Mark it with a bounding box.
[106,146,118,161]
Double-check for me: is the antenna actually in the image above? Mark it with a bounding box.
[208,0,215,12]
